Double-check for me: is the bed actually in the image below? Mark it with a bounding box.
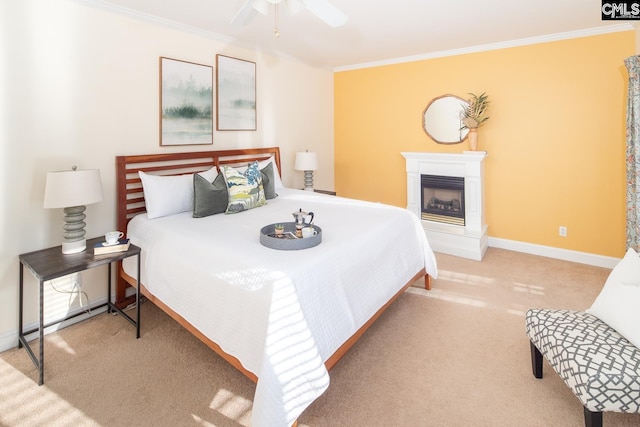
[115,147,438,426]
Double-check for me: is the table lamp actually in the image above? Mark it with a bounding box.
[44,167,103,254]
[295,151,318,191]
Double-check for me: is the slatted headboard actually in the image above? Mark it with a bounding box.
[115,147,281,234]
[114,147,281,306]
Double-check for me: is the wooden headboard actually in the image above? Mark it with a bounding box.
[115,147,281,235]
[115,147,281,306]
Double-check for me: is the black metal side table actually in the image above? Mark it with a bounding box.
[18,236,141,385]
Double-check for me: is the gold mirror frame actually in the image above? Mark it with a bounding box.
[422,94,469,144]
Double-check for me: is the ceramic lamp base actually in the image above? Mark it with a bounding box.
[62,239,86,254]
[61,205,87,254]
[303,170,314,191]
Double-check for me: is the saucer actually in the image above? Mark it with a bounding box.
[102,241,120,247]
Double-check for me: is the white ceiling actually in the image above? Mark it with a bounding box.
[91,0,633,70]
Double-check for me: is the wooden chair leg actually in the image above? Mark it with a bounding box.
[584,407,602,427]
[530,341,543,378]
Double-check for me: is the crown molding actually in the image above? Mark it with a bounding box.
[74,0,236,44]
[72,2,634,74]
[335,23,635,72]
[73,0,311,65]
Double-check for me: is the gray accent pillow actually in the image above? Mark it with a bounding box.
[193,173,228,218]
[260,161,278,200]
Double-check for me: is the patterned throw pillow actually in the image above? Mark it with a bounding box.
[222,161,267,214]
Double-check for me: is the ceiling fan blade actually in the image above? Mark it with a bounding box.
[285,0,304,15]
[231,0,259,24]
[252,0,271,16]
[301,0,348,27]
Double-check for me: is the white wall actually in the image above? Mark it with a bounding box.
[0,0,334,350]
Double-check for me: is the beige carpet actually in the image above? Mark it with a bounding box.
[2,248,640,426]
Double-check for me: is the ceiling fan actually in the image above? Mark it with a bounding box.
[231,0,348,30]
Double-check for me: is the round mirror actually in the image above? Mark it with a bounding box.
[422,95,469,144]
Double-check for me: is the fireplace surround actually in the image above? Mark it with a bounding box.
[402,151,488,260]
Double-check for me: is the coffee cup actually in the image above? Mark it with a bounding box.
[301,227,317,238]
[105,231,124,245]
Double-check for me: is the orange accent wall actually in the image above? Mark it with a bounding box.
[335,31,633,258]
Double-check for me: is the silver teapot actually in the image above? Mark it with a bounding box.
[292,208,314,231]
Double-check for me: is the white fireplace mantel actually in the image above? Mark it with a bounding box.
[401,151,488,260]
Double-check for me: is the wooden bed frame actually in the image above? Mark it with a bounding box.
[115,146,430,385]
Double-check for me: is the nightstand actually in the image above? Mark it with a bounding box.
[313,189,337,196]
[18,236,141,385]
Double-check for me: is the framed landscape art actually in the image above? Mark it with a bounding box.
[160,57,213,146]
[216,55,256,131]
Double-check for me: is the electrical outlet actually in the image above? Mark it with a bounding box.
[559,226,567,237]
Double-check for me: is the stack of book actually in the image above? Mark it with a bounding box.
[94,238,130,255]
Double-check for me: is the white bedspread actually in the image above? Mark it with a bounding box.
[123,188,437,426]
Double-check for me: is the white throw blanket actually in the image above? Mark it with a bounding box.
[123,188,437,426]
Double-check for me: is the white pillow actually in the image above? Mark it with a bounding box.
[260,156,284,189]
[200,167,217,182]
[587,247,640,348]
[139,167,217,219]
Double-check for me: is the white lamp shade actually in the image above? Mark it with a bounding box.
[44,169,103,208]
[295,151,318,171]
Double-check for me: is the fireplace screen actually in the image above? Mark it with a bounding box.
[421,175,465,226]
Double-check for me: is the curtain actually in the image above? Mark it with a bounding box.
[625,55,640,251]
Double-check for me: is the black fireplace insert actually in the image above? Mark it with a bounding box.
[421,174,465,226]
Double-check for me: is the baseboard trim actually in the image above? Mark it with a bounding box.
[0,299,109,353]
[488,237,620,269]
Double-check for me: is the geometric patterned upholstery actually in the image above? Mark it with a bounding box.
[525,309,640,413]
